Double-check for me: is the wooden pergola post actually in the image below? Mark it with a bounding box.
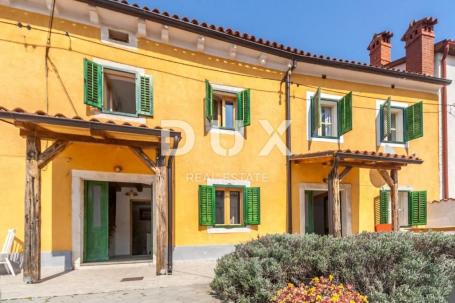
[378,169,400,231]
[130,147,168,275]
[23,135,41,283]
[328,157,342,237]
[155,156,168,275]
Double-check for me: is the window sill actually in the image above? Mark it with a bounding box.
[207,226,251,234]
[93,112,146,124]
[379,141,407,148]
[209,127,242,135]
[310,136,343,143]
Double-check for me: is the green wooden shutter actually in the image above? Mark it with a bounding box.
[338,91,353,136]
[405,102,424,141]
[408,191,420,226]
[418,191,427,225]
[236,90,244,124]
[84,59,103,109]
[311,88,321,134]
[379,190,389,224]
[305,191,314,234]
[244,187,260,225]
[198,185,215,226]
[205,80,213,121]
[243,89,251,126]
[382,97,392,140]
[136,75,153,116]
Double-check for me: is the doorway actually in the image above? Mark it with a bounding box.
[299,183,352,236]
[305,191,330,235]
[84,180,153,263]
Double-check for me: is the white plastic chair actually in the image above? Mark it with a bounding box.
[0,229,16,276]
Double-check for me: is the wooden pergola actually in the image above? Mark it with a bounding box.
[291,150,423,237]
[0,107,181,283]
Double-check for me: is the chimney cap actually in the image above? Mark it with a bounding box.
[367,31,394,50]
[401,17,438,41]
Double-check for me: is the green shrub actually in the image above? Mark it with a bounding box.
[210,232,455,303]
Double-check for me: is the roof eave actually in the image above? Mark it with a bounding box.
[76,0,451,86]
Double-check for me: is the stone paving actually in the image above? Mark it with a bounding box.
[0,261,220,302]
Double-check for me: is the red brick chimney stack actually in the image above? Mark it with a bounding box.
[368,31,393,67]
[401,17,438,75]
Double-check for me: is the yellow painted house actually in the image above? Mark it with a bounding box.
[0,0,449,281]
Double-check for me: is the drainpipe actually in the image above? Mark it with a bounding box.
[441,42,450,199]
[285,60,296,233]
[167,134,181,274]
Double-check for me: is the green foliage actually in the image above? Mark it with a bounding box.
[210,233,455,303]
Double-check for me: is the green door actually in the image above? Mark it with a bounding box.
[84,181,109,262]
[305,191,314,234]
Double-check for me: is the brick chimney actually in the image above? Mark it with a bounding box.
[401,17,438,75]
[368,31,393,66]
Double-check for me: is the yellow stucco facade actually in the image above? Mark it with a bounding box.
[0,5,441,265]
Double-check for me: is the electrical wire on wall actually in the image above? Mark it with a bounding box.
[0,18,449,116]
[45,0,57,114]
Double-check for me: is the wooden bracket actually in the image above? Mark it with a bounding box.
[129,147,158,174]
[38,140,69,169]
[338,166,352,180]
[377,169,393,187]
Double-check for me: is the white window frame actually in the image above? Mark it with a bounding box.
[208,83,245,135]
[306,91,344,143]
[101,26,137,49]
[375,100,409,148]
[206,178,251,234]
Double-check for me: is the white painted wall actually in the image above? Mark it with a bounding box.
[428,200,455,227]
[113,187,152,256]
[435,53,455,198]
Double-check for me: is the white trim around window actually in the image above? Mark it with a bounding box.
[206,178,252,234]
[375,99,409,148]
[306,91,344,143]
[100,26,138,49]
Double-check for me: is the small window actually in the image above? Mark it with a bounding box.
[108,29,129,44]
[382,107,404,143]
[103,68,137,115]
[214,187,243,225]
[212,91,237,130]
[313,100,338,138]
[377,190,426,227]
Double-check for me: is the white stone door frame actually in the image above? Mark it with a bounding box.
[298,183,352,236]
[71,169,156,268]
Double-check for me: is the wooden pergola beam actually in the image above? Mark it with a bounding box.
[129,147,158,174]
[20,129,157,149]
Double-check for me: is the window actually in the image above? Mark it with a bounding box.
[381,107,404,143]
[310,89,352,139]
[103,68,136,115]
[376,190,427,227]
[212,92,237,130]
[379,99,424,144]
[215,188,242,225]
[108,29,129,44]
[205,81,251,130]
[101,27,137,48]
[84,59,153,117]
[314,100,338,138]
[199,185,260,226]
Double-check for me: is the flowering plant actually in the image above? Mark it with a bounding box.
[271,275,368,303]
